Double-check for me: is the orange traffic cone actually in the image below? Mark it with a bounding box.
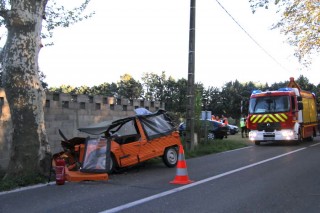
[170,145,193,185]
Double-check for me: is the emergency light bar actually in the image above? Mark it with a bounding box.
[278,88,293,91]
[251,87,294,95]
[251,90,262,95]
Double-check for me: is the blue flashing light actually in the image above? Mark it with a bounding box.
[251,90,262,95]
[278,88,293,91]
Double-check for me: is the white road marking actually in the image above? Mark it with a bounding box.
[0,182,55,196]
[100,145,319,213]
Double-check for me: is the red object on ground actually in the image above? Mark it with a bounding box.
[55,157,66,185]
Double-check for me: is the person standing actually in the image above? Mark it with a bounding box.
[220,115,228,138]
[215,115,220,122]
[240,115,248,138]
[221,115,229,125]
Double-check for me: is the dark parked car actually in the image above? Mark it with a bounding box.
[204,120,229,139]
[179,120,228,139]
[178,122,186,136]
[227,124,239,135]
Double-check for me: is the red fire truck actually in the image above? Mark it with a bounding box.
[247,77,318,145]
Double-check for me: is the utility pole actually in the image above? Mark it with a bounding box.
[185,0,196,151]
[203,98,208,144]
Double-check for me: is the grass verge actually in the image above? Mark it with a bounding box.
[0,173,48,192]
[185,138,248,158]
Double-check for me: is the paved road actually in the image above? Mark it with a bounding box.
[1,137,320,213]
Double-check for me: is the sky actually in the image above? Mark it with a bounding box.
[38,0,320,89]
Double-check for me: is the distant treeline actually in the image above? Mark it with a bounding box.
[47,72,320,121]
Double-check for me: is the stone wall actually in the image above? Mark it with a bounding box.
[0,90,163,170]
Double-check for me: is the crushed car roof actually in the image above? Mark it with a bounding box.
[78,108,167,135]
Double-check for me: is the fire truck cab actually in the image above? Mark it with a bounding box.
[247,77,318,145]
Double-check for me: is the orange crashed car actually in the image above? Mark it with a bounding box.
[58,109,182,173]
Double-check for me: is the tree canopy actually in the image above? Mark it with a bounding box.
[249,0,320,65]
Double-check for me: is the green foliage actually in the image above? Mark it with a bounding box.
[0,173,47,192]
[0,1,94,47]
[142,71,166,101]
[166,78,188,113]
[184,138,248,158]
[90,83,118,96]
[42,0,95,46]
[117,74,143,99]
[249,0,320,65]
[47,83,118,96]
[141,72,190,114]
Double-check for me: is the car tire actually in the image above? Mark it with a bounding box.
[215,133,224,139]
[208,133,215,140]
[163,147,178,168]
[108,154,117,174]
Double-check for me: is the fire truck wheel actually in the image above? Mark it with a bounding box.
[254,141,260,145]
[294,129,303,145]
[306,136,313,142]
[163,147,178,168]
[297,128,303,144]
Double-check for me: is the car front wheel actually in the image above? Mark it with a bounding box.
[208,133,215,140]
[163,147,178,168]
[108,154,118,174]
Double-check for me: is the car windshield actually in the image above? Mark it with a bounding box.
[249,95,290,114]
[139,113,174,140]
[109,119,138,137]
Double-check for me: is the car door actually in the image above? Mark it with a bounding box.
[110,119,141,167]
[137,113,175,161]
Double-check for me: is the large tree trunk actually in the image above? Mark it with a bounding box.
[2,0,51,179]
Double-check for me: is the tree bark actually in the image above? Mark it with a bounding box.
[2,0,51,179]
